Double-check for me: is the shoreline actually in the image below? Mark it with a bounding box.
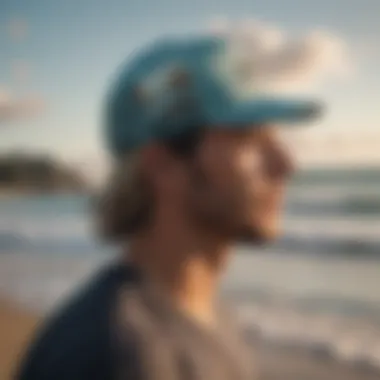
[247,328,380,380]
[255,340,380,380]
[0,189,91,200]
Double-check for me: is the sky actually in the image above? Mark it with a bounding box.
[0,0,379,181]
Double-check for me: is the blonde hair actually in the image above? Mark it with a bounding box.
[96,152,153,242]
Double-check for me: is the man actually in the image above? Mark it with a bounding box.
[16,35,322,380]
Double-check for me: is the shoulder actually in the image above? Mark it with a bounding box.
[112,285,181,380]
[15,263,130,380]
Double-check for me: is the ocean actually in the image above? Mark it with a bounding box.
[1,167,380,372]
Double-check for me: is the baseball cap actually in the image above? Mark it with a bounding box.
[104,35,323,158]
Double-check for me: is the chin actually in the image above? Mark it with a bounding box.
[237,222,281,245]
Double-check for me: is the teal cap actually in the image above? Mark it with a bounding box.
[104,35,322,158]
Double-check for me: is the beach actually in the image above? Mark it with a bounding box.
[256,341,380,380]
[1,168,380,379]
[0,299,39,380]
[2,297,380,380]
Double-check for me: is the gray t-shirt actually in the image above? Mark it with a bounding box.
[114,272,256,380]
[16,263,256,380]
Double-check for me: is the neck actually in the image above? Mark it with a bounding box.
[126,221,231,326]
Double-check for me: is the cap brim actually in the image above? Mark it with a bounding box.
[210,97,323,127]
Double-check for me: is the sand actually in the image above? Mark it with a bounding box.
[255,342,380,380]
[1,299,379,380]
[0,299,40,380]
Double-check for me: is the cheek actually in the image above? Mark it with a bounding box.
[236,148,267,192]
[236,150,286,218]
[198,144,269,207]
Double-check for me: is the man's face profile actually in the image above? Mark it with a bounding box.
[143,125,295,245]
[184,126,295,243]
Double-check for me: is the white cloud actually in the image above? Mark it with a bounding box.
[0,87,45,123]
[208,18,351,93]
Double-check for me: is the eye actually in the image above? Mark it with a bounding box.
[239,143,263,172]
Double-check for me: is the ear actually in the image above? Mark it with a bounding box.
[139,143,187,195]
